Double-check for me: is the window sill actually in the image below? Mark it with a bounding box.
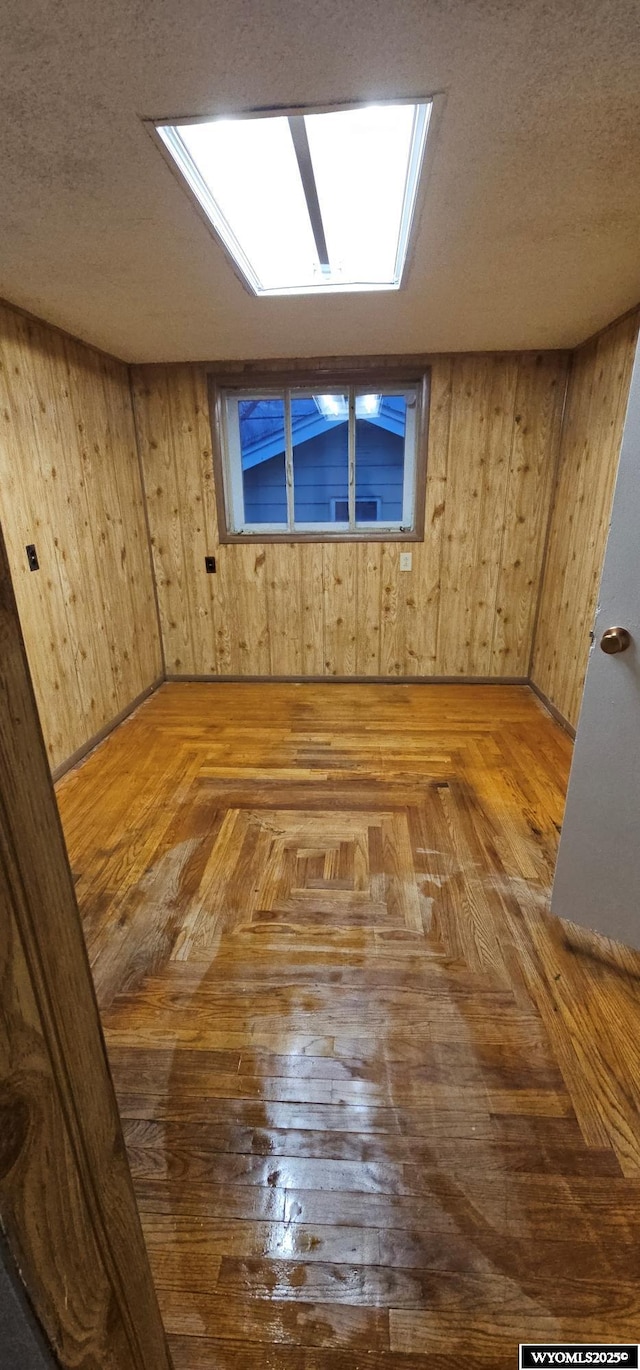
[218,529,423,545]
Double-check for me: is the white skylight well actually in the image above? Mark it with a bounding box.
[155,101,432,296]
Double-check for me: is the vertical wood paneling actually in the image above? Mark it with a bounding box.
[0,301,162,771]
[266,544,304,674]
[436,355,483,675]
[492,352,567,674]
[299,542,325,675]
[195,368,231,676]
[70,348,127,720]
[532,310,640,728]
[36,333,110,734]
[411,356,453,674]
[231,544,271,674]
[132,352,569,681]
[131,366,196,674]
[355,542,382,674]
[0,310,83,760]
[165,364,209,673]
[380,541,404,675]
[437,355,519,675]
[167,363,222,675]
[322,542,358,675]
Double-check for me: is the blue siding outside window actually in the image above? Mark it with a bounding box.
[243,422,404,524]
[224,385,419,533]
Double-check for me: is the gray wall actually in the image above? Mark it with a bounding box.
[0,1234,57,1369]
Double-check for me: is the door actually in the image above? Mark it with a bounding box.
[552,332,640,947]
[0,523,172,1370]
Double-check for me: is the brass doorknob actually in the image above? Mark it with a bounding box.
[600,626,631,654]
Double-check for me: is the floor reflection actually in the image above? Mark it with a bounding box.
[56,683,640,1367]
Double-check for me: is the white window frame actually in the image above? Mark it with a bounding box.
[152,100,433,298]
[219,382,421,538]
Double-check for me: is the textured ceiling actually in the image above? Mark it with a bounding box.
[1,0,639,362]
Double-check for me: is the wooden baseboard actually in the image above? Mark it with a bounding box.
[52,676,163,782]
[528,680,576,738]
[165,673,531,686]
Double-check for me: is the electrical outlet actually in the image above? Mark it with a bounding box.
[399,552,412,571]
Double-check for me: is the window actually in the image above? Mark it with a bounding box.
[213,378,427,540]
[332,497,381,522]
[154,101,432,296]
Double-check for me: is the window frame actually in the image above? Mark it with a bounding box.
[208,365,430,544]
[149,99,434,298]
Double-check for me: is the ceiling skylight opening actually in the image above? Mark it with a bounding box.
[155,100,432,297]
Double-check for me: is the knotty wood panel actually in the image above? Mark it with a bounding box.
[532,309,640,729]
[0,299,162,770]
[132,352,568,679]
[0,527,170,1370]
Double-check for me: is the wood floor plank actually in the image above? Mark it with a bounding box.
[161,1286,389,1349]
[141,1214,382,1277]
[55,681,640,1365]
[167,1337,506,1370]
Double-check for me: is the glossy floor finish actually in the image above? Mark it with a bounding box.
[56,683,640,1369]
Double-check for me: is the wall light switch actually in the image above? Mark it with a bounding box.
[399,552,412,571]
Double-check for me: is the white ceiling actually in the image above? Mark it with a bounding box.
[1,0,639,362]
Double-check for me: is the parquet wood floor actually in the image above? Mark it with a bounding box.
[56,683,640,1369]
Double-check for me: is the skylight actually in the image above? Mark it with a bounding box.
[156,102,431,296]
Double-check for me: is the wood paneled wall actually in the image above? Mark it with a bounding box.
[4,291,634,742]
[532,309,640,729]
[0,301,162,771]
[131,352,568,680]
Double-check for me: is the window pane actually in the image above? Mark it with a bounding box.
[355,392,410,525]
[177,118,320,292]
[304,105,417,285]
[292,393,349,524]
[239,398,288,525]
